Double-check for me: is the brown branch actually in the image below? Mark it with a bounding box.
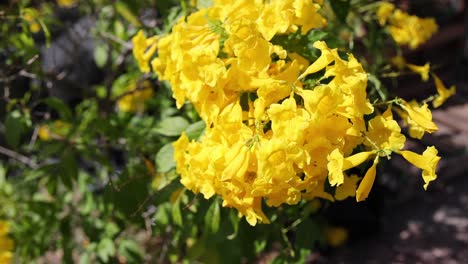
[0,145,38,169]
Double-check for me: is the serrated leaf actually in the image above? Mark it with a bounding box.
[155,143,175,173]
[204,198,220,234]
[154,116,189,136]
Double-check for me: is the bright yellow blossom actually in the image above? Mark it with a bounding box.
[57,0,78,7]
[132,30,158,73]
[137,0,444,225]
[0,221,14,264]
[334,174,360,201]
[364,107,406,155]
[432,73,456,108]
[399,100,438,137]
[377,2,395,26]
[117,81,153,113]
[398,146,440,189]
[22,8,41,33]
[378,2,438,49]
[407,63,430,81]
[356,156,379,202]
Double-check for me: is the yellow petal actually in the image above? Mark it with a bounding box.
[356,156,379,202]
[407,63,430,82]
[400,101,438,134]
[335,174,360,201]
[342,151,375,170]
[298,41,335,79]
[432,73,456,108]
[327,149,344,186]
[399,146,440,190]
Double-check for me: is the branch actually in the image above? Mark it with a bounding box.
[0,145,38,169]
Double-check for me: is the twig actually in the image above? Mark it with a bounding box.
[98,31,133,49]
[0,145,38,169]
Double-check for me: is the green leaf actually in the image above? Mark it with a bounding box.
[104,222,120,237]
[204,198,220,234]
[42,97,73,121]
[368,74,388,101]
[329,0,350,23]
[94,44,108,68]
[115,2,142,26]
[155,143,175,173]
[172,199,183,226]
[185,120,205,140]
[97,238,116,263]
[295,218,321,250]
[0,165,5,186]
[4,110,27,148]
[227,209,240,240]
[153,116,189,136]
[118,240,143,263]
[197,0,213,9]
[60,151,78,189]
[307,30,328,43]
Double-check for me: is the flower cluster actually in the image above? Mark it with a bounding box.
[377,2,438,49]
[0,221,14,264]
[134,0,445,225]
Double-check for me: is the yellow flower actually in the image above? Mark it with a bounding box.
[381,6,438,49]
[327,149,345,186]
[117,81,154,113]
[38,121,72,141]
[407,63,430,81]
[398,146,440,189]
[0,252,13,264]
[22,8,41,33]
[298,41,335,79]
[0,221,14,264]
[325,226,348,247]
[334,174,360,201]
[356,156,379,202]
[132,30,158,73]
[377,2,395,26]
[432,73,456,108]
[38,125,51,141]
[364,107,406,155]
[391,55,406,70]
[57,0,78,7]
[399,100,438,136]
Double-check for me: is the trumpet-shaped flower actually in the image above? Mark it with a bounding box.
[432,73,456,108]
[398,146,440,189]
[364,108,406,155]
[356,156,379,202]
[132,30,158,73]
[407,63,430,82]
[398,100,438,138]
